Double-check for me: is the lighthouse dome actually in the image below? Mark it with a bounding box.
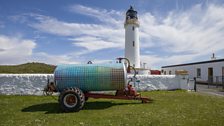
[126,6,138,20]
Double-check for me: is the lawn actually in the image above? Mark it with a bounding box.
[0,91,224,126]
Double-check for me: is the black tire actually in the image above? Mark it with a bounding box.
[59,87,85,112]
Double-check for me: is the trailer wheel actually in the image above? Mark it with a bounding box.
[59,87,85,112]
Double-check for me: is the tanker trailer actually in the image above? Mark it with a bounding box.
[44,61,150,112]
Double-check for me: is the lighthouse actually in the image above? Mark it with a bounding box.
[124,6,140,68]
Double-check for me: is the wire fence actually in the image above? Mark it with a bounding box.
[208,76,224,89]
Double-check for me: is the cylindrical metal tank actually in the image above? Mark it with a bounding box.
[54,63,127,92]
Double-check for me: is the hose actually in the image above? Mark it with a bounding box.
[43,78,58,101]
[43,89,58,101]
[130,66,137,79]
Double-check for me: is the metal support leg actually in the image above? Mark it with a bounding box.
[194,77,196,92]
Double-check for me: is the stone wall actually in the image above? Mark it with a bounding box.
[128,75,195,91]
[0,74,194,95]
[0,74,53,95]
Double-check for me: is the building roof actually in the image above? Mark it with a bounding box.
[162,58,224,68]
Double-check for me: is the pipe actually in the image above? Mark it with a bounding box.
[116,57,131,73]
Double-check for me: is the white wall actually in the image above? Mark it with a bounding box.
[0,74,194,95]
[0,74,53,95]
[128,75,194,91]
[162,61,224,81]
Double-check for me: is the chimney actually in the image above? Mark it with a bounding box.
[211,53,216,60]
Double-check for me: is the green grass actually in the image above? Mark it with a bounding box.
[0,62,55,73]
[0,91,224,126]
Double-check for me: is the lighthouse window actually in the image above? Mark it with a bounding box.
[133,41,135,47]
[132,26,135,31]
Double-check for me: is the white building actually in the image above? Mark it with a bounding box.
[124,6,140,68]
[161,59,224,82]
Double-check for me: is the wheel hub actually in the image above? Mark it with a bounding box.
[64,94,77,108]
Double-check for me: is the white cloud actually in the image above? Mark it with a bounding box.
[71,36,123,52]
[0,35,36,65]
[31,16,104,36]
[31,52,79,65]
[69,4,123,26]
[29,12,124,55]
[6,4,224,68]
[141,54,196,69]
[0,34,83,65]
[139,4,224,68]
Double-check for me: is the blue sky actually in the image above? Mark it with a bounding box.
[0,0,224,69]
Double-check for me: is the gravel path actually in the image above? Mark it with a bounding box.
[196,84,224,97]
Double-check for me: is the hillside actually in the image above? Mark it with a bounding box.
[0,62,56,73]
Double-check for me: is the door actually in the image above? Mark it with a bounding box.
[208,67,213,83]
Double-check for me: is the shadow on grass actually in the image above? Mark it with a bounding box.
[21,101,149,114]
[22,102,61,114]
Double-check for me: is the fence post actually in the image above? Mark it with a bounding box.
[194,77,196,92]
[208,76,211,88]
[208,76,209,88]
[216,76,218,88]
[222,76,224,90]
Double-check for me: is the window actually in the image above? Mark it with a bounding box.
[133,41,135,47]
[132,26,135,31]
[164,71,166,75]
[169,71,171,75]
[197,68,201,78]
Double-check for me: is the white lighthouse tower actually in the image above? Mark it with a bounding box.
[124,6,140,68]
